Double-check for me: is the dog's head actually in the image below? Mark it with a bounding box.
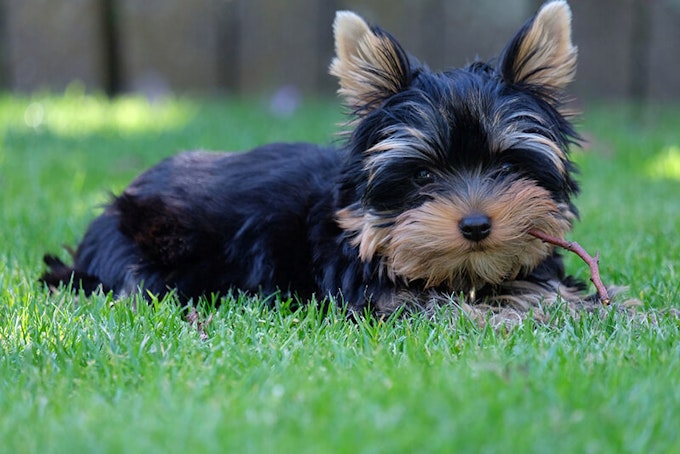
[332,1,580,291]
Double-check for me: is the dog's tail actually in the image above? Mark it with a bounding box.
[40,253,110,294]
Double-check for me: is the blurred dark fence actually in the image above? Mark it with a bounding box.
[1,0,679,101]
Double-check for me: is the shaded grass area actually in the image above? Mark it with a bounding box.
[1,93,679,453]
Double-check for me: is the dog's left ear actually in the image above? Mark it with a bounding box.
[499,1,577,98]
[329,11,412,115]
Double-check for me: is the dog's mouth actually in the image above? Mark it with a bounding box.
[465,241,491,252]
[384,220,564,290]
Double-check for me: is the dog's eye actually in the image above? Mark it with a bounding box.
[414,169,434,185]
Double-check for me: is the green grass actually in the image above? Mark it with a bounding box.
[1,92,679,453]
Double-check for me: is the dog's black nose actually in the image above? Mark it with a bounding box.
[458,214,492,242]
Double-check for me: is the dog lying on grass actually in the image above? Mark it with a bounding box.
[42,1,620,324]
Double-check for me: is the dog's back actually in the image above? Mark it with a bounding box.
[42,143,343,301]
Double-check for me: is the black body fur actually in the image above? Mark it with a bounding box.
[42,2,594,316]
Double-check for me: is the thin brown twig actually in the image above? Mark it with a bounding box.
[185,307,213,341]
[527,229,610,305]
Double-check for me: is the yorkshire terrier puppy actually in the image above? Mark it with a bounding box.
[42,1,599,318]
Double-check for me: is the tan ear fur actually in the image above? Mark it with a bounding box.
[507,0,577,90]
[329,11,410,114]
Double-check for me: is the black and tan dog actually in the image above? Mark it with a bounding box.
[43,1,604,319]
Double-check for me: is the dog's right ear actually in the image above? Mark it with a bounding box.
[329,11,412,116]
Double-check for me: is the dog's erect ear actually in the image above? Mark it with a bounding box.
[329,11,412,115]
[499,1,577,94]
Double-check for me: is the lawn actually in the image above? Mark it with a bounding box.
[1,91,679,453]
